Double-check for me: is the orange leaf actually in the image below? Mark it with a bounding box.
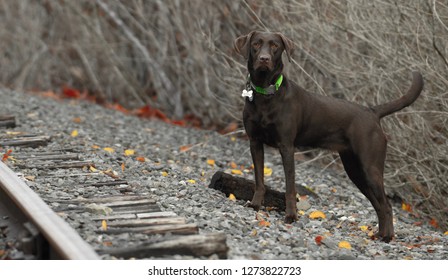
[136,157,146,162]
[429,218,439,228]
[258,220,271,227]
[121,163,125,171]
[230,162,238,169]
[72,117,82,123]
[207,159,215,166]
[1,149,12,162]
[179,145,192,152]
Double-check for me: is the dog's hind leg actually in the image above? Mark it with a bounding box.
[339,148,394,242]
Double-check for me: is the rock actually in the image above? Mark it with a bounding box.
[296,200,311,211]
[85,203,113,215]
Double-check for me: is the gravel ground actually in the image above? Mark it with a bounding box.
[0,88,447,260]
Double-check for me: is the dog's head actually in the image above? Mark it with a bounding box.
[234,31,294,72]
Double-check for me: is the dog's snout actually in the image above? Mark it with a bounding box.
[259,54,271,63]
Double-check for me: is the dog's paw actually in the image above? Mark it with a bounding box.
[284,214,298,224]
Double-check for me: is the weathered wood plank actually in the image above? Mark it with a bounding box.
[105,217,185,227]
[97,223,198,235]
[98,233,228,259]
[0,136,50,147]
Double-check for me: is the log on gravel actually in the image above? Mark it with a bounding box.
[209,171,318,211]
[0,115,16,128]
[99,233,228,259]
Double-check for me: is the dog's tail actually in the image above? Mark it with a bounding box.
[372,71,424,119]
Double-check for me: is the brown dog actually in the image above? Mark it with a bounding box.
[234,31,424,242]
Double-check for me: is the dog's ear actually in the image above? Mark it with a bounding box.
[234,31,257,60]
[276,33,295,62]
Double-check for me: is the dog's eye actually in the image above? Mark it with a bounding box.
[271,43,279,51]
[252,41,261,49]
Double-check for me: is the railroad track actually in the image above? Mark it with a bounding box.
[0,115,228,259]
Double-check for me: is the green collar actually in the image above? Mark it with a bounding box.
[247,74,283,95]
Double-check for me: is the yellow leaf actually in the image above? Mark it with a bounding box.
[71,130,78,137]
[161,171,168,177]
[250,229,257,236]
[103,147,115,153]
[309,211,326,219]
[228,193,236,201]
[231,136,236,142]
[264,166,273,176]
[207,159,215,166]
[124,149,135,156]
[187,179,196,184]
[402,202,412,212]
[89,166,98,172]
[6,131,23,135]
[101,220,107,231]
[298,210,305,216]
[444,231,448,235]
[338,241,352,250]
[359,225,369,232]
[231,169,242,175]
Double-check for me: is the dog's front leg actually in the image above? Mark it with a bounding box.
[249,140,265,210]
[279,145,298,223]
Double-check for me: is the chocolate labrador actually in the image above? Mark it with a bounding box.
[234,31,424,242]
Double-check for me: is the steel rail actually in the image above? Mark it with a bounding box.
[0,161,99,259]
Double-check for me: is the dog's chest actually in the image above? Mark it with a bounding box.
[243,101,281,147]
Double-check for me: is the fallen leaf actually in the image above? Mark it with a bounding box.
[309,210,326,219]
[179,145,192,152]
[72,117,82,123]
[429,218,439,228]
[89,166,98,172]
[258,219,271,227]
[298,210,305,216]
[228,193,236,201]
[402,202,412,212]
[103,169,119,179]
[444,231,448,235]
[230,162,238,169]
[264,166,273,176]
[1,149,12,162]
[231,136,236,142]
[359,225,369,232]
[71,130,78,137]
[103,147,115,153]
[92,145,100,149]
[207,159,215,166]
[161,171,168,177]
[187,179,196,184]
[121,163,125,171]
[124,149,135,156]
[6,131,23,135]
[25,175,36,181]
[338,241,352,249]
[136,157,146,162]
[250,229,257,236]
[231,169,242,175]
[315,235,323,245]
[101,220,108,231]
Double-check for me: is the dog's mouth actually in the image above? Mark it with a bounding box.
[253,61,273,72]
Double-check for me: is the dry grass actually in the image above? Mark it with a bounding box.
[0,0,446,229]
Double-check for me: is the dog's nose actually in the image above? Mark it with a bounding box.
[259,55,271,63]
